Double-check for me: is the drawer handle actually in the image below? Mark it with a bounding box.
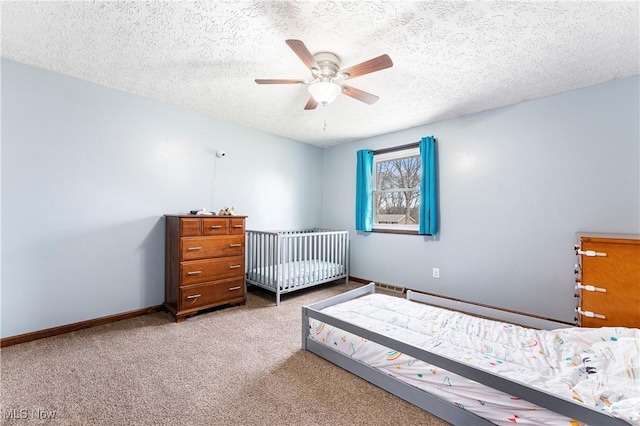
[186,246,202,251]
[576,249,607,257]
[187,271,202,275]
[233,225,243,228]
[186,294,201,304]
[229,265,241,269]
[228,286,241,291]
[576,307,606,320]
[210,225,223,229]
[575,284,607,293]
[229,244,242,247]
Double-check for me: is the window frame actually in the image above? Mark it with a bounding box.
[371,143,421,235]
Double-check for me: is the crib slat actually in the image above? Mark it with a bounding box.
[336,232,341,278]
[248,231,253,281]
[295,234,300,287]
[330,232,335,277]
[304,235,309,286]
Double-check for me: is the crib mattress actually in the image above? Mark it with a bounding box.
[308,293,640,425]
[248,260,344,289]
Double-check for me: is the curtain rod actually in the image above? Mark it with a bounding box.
[373,141,420,155]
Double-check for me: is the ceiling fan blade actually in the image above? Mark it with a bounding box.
[255,79,305,84]
[286,39,319,71]
[341,85,379,105]
[340,54,393,79]
[304,97,318,110]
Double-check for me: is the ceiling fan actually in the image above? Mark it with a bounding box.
[255,39,393,110]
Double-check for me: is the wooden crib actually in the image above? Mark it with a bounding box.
[245,229,349,305]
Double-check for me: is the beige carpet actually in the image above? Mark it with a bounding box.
[1,282,451,425]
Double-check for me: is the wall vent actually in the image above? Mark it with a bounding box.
[374,281,406,294]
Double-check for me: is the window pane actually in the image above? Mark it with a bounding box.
[374,190,420,225]
[375,155,421,191]
[374,153,421,227]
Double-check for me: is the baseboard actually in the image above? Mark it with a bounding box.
[348,276,371,284]
[1,278,397,347]
[0,305,165,348]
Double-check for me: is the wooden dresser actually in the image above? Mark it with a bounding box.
[164,214,247,322]
[574,233,640,328]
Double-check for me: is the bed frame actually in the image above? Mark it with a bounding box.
[245,229,349,305]
[301,283,629,425]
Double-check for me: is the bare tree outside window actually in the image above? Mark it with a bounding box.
[374,153,421,227]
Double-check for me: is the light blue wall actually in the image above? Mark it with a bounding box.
[1,59,323,338]
[2,58,638,338]
[323,76,640,322]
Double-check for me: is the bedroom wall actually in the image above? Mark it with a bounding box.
[322,76,640,323]
[1,59,323,338]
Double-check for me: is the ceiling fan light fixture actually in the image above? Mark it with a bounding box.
[308,81,342,105]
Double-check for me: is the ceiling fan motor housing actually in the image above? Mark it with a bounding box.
[313,52,341,78]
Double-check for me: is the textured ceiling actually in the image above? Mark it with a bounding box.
[2,1,639,147]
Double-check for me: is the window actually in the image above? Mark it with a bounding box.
[373,146,421,232]
[356,136,436,235]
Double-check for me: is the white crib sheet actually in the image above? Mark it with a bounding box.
[249,260,344,289]
[309,293,640,425]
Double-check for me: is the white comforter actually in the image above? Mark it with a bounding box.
[309,293,640,425]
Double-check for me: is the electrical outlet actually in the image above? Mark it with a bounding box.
[433,267,440,279]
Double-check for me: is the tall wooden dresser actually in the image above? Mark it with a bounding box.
[164,214,247,322]
[574,233,640,328]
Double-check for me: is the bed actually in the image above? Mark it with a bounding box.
[302,283,639,425]
[245,229,349,305]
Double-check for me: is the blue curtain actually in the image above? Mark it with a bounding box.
[419,136,437,235]
[355,149,374,231]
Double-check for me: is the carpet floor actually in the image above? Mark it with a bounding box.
[1,282,451,425]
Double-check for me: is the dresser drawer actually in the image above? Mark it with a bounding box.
[179,278,245,310]
[230,218,245,234]
[180,235,244,261]
[202,218,229,235]
[180,218,202,236]
[180,256,244,285]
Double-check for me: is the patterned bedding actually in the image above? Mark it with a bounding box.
[308,293,640,425]
[248,260,344,290]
